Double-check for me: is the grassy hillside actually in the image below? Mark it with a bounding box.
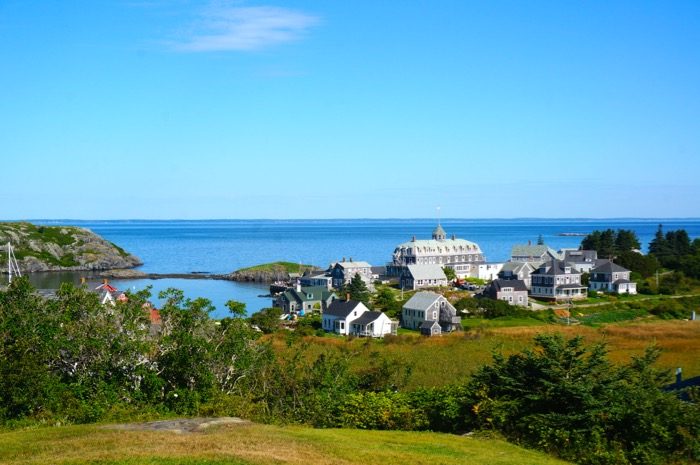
[0,423,571,465]
[272,319,700,390]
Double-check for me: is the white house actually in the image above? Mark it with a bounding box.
[349,311,397,338]
[322,300,369,335]
[477,262,504,281]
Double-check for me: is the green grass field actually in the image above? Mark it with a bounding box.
[0,423,571,465]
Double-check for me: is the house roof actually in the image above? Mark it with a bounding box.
[420,320,440,329]
[592,260,630,274]
[405,264,447,281]
[351,311,385,326]
[563,249,598,263]
[488,279,528,292]
[335,261,372,269]
[613,278,632,284]
[511,244,559,259]
[500,261,536,273]
[324,300,365,318]
[282,286,335,303]
[403,291,443,311]
[395,237,482,253]
[532,260,581,276]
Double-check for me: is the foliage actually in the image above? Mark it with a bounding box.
[581,229,640,258]
[372,286,402,319]
[455,296,531,319]
[443,266,456,281]
[344,273,371,305]
[613,251,659,278]
[335,391,427,430]
[466,334,700,465]
[649,225,700,279]
[3,280,700,465]
[248,307,283,334]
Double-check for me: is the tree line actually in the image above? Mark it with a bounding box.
[2,278,699,465]
[579,226,700,293]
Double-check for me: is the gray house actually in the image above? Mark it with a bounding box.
[482,279,529,307]
[273,284,337,314]
[402,291,461,333]
[400,264,448,290]
[420,320,442,337]
[330,259,374,290]
[589,260,637,294]
[498,261,537,289]
[530,260,587,301]
[561,249,599,273]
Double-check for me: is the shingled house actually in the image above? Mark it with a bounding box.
[530,260,587,301]
[401,291,461,335]
[482,279,529,307]
[589,260,637,294]
[273,283,337,315]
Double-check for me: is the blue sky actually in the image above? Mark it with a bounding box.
[1,1,699,219]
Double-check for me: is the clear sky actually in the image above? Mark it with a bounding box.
[1,1,699,219]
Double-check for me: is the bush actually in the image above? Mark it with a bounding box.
[650,300,688,319]
[335,392,427,430]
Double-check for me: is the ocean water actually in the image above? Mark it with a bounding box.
[11,219,700,318]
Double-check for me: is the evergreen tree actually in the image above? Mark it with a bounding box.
[614,229,641,253]
[344,273,371,305]
[598,229,616,258]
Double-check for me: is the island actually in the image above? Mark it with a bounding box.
[0,222,142,273]
[226,261,319,283]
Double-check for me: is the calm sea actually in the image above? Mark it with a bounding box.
[9,219,700,318]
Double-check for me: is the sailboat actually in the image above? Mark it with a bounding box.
[6,242,22,283]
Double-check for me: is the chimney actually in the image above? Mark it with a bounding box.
[342,257,346,262]
[528,240,531,246]
[349,257,353,262]
[296,279,301,292]
[676,367,683,386]
[452,234,456,240]
[346,292,351,301]
[412,235,416,242]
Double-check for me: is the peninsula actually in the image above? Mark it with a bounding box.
[0,222,142,273]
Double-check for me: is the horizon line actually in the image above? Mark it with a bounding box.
[4,217,700,222]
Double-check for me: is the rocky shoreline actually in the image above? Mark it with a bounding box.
[0,222,142,273]
[100,269,230,280]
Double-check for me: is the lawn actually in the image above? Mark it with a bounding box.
[0,423,571,465]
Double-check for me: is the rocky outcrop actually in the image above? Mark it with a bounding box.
[227,269,297,283]
[0,222,142,273]
[226,262,320,283]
